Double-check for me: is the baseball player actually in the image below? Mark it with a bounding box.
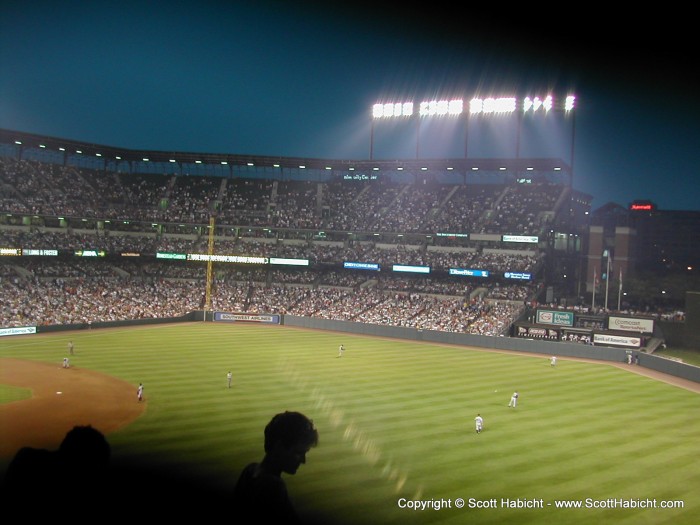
[508,391,519,408]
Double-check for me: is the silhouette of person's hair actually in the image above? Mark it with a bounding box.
[58,424,111,478]
[264,410,319,453]
[3,446,56,492]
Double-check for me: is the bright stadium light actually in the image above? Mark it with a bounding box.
[369,92,576,161]
[523,95,553,112]
[470,97,517,114]
[419,99,464,116]
[372,102,413,118]
[372,95,575,116]
[565,95,576,111]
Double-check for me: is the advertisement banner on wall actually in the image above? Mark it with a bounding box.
[593,333,641,348]
[0,326,38,337]
[536,310,574,327]
[214,312,280,324]
[515,325,559,340]
[607,316,654,334]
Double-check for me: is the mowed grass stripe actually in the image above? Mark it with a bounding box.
[2,323,699,525]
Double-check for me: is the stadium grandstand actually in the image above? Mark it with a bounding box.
[0,129,679,349]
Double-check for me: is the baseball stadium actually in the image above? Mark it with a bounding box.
[1,108,699,525]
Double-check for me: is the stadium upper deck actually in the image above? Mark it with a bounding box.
[0,129,572,241]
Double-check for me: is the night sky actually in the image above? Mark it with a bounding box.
[1,1,697,211]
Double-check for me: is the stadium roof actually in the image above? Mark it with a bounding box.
[0,128,570,175]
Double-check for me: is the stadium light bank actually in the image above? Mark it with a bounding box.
[369,94,577,181]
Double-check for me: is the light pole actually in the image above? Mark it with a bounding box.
[604,250,611,311]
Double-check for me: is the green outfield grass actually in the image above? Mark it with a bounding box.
[654,347,700,367]
[1,323,699,524]
[0,384,30,404]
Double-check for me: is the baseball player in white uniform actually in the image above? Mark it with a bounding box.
[475,414,483,433]
[508,391,519,407]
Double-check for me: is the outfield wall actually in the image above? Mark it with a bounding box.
[283,315,700,384]
[8,311,698,384]
[33,312,200,334]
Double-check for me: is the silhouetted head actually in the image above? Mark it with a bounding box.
[263,411,319,475]
[59,424,111,469]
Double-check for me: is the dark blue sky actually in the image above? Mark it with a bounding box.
[1,1,697,211]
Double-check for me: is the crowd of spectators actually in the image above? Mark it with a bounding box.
[1,158,568,234]
[0,156,569,335]
[1,252,531,335]
[0,275,526,337]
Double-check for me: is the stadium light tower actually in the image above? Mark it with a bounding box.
[370,101,415,159]
[370,93,577,177]
[565,95,577,188]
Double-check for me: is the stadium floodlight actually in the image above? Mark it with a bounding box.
[523,95,553,112]
[369,92,576,163]
[373,102,414,118]
[373,94,575,118]
[565,95,576,111]
[470,97,517,114]
[419,99,464,116]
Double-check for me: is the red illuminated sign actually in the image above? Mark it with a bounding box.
[629,201,655,211]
